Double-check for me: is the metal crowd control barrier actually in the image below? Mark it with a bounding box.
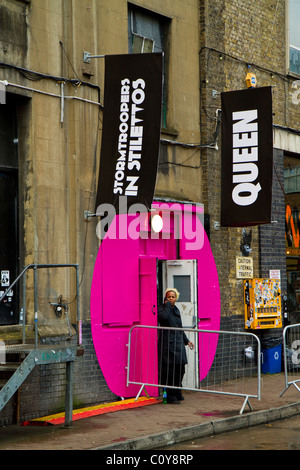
[127,325,261,414]
[281,323,300,396]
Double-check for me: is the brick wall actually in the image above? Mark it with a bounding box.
[259,149,287,293]
[200,0,295,331]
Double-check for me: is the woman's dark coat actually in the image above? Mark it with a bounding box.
[158,301,190,365]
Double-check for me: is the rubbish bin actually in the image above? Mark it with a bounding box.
[261,337,282,374]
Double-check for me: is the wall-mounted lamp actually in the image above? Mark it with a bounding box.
[151,213,163,233]
[245,72,257,88]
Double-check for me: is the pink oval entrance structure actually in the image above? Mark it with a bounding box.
[90,201,220,398]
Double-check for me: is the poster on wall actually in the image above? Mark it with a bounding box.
[95,53,163,214]
[221,86,273,227]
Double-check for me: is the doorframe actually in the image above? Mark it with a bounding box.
[157,258,199,388]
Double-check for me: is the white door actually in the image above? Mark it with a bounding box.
[161,260,198,389]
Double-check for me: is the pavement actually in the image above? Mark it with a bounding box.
[0,372,300,451]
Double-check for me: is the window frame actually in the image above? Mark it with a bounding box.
[287,0,300,77]
[132,33,155,54]
[128,3,170,128]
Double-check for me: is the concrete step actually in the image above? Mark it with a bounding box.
[0,325,34,345]
[0,362,21,372]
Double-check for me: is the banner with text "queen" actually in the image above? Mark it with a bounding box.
[95,53,163,213]
[221,86,273,227]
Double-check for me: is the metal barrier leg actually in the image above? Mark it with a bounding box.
[135,384,150,401]
[280,383,290,397]
[240,395,253,414]
[281,381,300,397]
[292,382,300,393]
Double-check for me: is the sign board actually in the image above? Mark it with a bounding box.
[269,270,280,280]
[1,270,9,287]
[221,87,273,227]
[95,53,163,214]
[236,256,253,279]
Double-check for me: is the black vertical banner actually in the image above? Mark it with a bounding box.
[95,53,163,213]
[221,86,273,227]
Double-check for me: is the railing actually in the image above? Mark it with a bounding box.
[127,325,261,414]
[281,323,300,396]
[0,264,80,348]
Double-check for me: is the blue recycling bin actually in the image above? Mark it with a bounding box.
[261,338,282,374]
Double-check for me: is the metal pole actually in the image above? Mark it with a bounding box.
[282,325,289,391]
[65,361,74,427]
[22,274,26,344]
[60,82,64,124]
[34,266,38,349]
[76,265,81,345]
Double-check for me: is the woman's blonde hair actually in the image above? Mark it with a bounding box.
[165,288,180,301]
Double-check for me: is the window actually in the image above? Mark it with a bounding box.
[132,34,155,54]
[288,0,300,75]
[128,4,169,127]
[128,5,166,55]
[285,154,300,313]
[173,275,191,302]
[284,166,300,194]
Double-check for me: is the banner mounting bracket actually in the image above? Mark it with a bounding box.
[83,52,105,63]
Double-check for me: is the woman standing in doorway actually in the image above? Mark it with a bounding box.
[158,288,194,404]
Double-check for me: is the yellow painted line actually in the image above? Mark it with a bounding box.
[29,397,155,423]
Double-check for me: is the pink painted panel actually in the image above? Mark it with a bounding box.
[90,245,141,397]
[90,202,220,397]
[101,235,139,326]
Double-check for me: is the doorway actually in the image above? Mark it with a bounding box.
[159,259,198,388]
[0,169,19,324]
[0,95,19,325]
